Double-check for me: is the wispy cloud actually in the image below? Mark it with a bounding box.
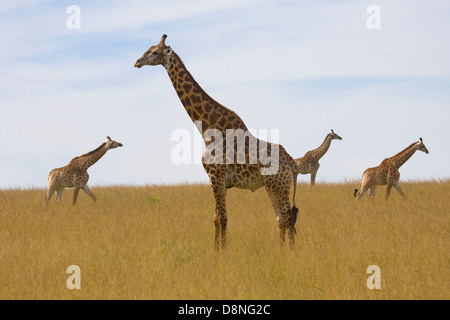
[0,0,44,13]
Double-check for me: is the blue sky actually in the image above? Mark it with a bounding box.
[1,0,449,188]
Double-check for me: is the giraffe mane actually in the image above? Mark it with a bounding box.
[169,50,246,127]
[69,142,107,163]
[387,142,417,160]
[170,51,202,91]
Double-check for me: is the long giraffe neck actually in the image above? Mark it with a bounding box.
[308,135,332,161]
[388,142,418,168]
[164,51,248,137]
[71,143,108,170]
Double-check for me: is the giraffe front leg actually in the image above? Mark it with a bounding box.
[204,162,228,250]
[385,183,393,200]
[72,186,80,206]
[82,184,97,203]
[310,164,319,186]
[310,170,317,186]
[394,182,407,199]
[211,180,227,250]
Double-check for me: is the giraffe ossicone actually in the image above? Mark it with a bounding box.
[45,136,123,206]
[135,34,299,249]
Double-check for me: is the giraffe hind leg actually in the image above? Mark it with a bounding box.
[354,182,362,197]
[45,186,56,204]
[213,204,227,250]
[45,179,58,204]
[265,180,296,248]
[369,185,377,199]
[356,183,371,200]
[55,187,65,203]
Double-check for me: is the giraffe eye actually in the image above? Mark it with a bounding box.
[152,52,158,55]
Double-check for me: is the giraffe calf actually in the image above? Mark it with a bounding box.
[45,136,123,206]
[295,129,342,185]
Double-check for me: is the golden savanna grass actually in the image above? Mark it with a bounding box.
[0,181,448,299]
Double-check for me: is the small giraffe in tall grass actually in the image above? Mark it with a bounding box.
[45,136,123,206]
[295,129,342,185]
[354,138,429,200]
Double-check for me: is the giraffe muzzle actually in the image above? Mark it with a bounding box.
[134,60,143,68]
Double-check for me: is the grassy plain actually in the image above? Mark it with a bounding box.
[0,181,448,299]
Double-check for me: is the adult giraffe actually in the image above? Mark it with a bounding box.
[135,35,299,249]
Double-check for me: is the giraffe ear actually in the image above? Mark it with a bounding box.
[165,47,172,55]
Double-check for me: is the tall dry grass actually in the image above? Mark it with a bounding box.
[0,181,448,299]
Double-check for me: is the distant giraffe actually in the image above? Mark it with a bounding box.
[354,138,429,200]
[135,35,299,249]
[45,136,123,206]
[295,129,342,185]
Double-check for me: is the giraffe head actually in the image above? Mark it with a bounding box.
[106,136,123,150]
[417,137,429,154]
[328,129,342,141]
[134,34,172,68]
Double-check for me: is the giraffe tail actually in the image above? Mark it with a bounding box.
[354,183,362,198]
[291,171,299,232]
